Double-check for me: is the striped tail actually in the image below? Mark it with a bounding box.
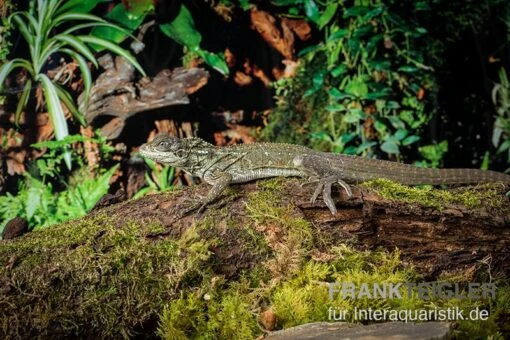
[334,155,510,185]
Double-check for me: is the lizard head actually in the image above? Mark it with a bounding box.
[139,134,213,168]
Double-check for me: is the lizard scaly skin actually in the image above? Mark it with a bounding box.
[139,135,510,215]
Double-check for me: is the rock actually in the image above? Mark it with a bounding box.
[1,217,28,240]
[266,321,452,340]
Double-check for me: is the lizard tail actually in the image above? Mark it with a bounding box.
[335,155,510,185]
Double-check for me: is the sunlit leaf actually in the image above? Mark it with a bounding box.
[304,0,320,23]
[59,48,92,111]
[318,3,338,29]
[54,83,86,126]
[54,34,98,67]
[90,3,148,45]
[196,49,230,76]
[39,74,71,169]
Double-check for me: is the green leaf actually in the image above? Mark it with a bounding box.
[327,29,349,42]
[368,60,391,70]
[78,35,146,76]
[271,0,302,6]
[366,34,383,53]
[345,78,368,98]
[357,141,377,153]
[343,6,370,18]
[365,90,390,100]
[15,79,32,126]
[59,48,92,111]
[328,88,345,100]
[196,49,230,76]
[312,69,326,88]
[159,4,202,50]
[402,135,421,146]
[394,129,409,141]
[381,141,400,154]
[90,3,148,45]
[0,59,34,92]
[310,131,332,142]
[398,65,419,73]
[11,14,34,46]
[362,6,384,20]
[325,103,346,112]
[80,165,119,211]
[54,83,86,126]
[56,0,103,15]
[374,119,387,134]
[481,152,489,171]
[353,24,374,38]
[317,3,338,29]
[330,64,348,77]
[492,126,503,147]
[343,108,365,123]
[497,140,510,153]
[38,74,71,169]
[53,34,98,67]
[304,0,320,23]
[387,116,406,129]
[340,132,355,144]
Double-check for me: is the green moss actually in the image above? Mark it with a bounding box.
[0,214,217,338]
[361,179,506,210]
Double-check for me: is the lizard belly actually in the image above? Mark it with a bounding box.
[228,168,305,184]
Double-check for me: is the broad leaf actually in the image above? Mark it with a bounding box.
[90,3,148,45]
[381,141,400,154]
[159,4,202,50]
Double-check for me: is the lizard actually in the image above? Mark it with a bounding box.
[139,134,510,215]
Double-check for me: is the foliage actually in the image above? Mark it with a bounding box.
[0,0,144,169]
[492,68,510,170]
[0,134,117,234]
[133,157,176,199]
[0,0,14,62]
[414,140,448,168]
[263,0,434,160]
[91,1,229,75]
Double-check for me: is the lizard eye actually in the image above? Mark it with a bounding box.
[158,141,167,147]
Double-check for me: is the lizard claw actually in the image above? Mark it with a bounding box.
[309,175,353,215]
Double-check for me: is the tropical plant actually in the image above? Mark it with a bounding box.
[0,0,145,168]
[90,1,229,75]
[263,0,434,160]
[133,157,175,199]
[0,133,117,234]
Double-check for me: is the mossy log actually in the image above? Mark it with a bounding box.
[0,179,509,338]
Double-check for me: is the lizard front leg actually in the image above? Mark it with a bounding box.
[181,172,233,217]
[293,155,353,215]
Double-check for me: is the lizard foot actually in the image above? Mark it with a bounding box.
[310,175,353,215]
[177,198,208,219]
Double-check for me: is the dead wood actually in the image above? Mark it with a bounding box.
[78,54,209,139]
[88,179,510,278]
